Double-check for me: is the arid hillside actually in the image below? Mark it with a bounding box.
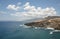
[24,16,60,30]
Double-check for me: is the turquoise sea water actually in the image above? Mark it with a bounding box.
[0,21,60,39]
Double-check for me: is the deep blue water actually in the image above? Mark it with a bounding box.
[0,21,60,39]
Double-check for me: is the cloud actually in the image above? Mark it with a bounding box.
[10,12,22,16]
[10,2,57,21]
[24,2,36,12]
[7,5,20,11]
[24,2,56,17]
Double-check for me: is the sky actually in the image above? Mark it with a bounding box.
[0,0,60,21]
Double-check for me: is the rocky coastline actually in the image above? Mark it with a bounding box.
[24,16,60,30]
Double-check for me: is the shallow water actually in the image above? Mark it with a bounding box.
[0,21,60,39]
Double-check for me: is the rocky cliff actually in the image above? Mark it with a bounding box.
[24,16,60,30]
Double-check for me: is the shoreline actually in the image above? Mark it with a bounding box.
[24,16,60,30]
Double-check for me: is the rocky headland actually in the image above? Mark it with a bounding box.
[24,16,60,30]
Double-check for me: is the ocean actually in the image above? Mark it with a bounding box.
[0,21,60,39]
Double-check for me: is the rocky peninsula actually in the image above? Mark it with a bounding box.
[24,16,60,30]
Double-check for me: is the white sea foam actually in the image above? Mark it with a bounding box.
[50,31,53,34]
[45,27,60,34]
[53,30,60,32]
[46,27,54,30]
[34,27,38,29]
[23,26,31,28]
[20,24,31,28]
[20,24,26,27]
[20,25,23,26]
[49,30,60,34]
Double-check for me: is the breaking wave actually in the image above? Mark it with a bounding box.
[20,24,31,28]
[20,24,45,29]
[20,24,60,34]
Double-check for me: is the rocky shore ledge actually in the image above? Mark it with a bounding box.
[24,16,60,30]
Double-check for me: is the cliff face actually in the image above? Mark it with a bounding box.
[24,16,60,30]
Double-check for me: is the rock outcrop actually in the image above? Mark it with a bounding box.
[24,16,60,30]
